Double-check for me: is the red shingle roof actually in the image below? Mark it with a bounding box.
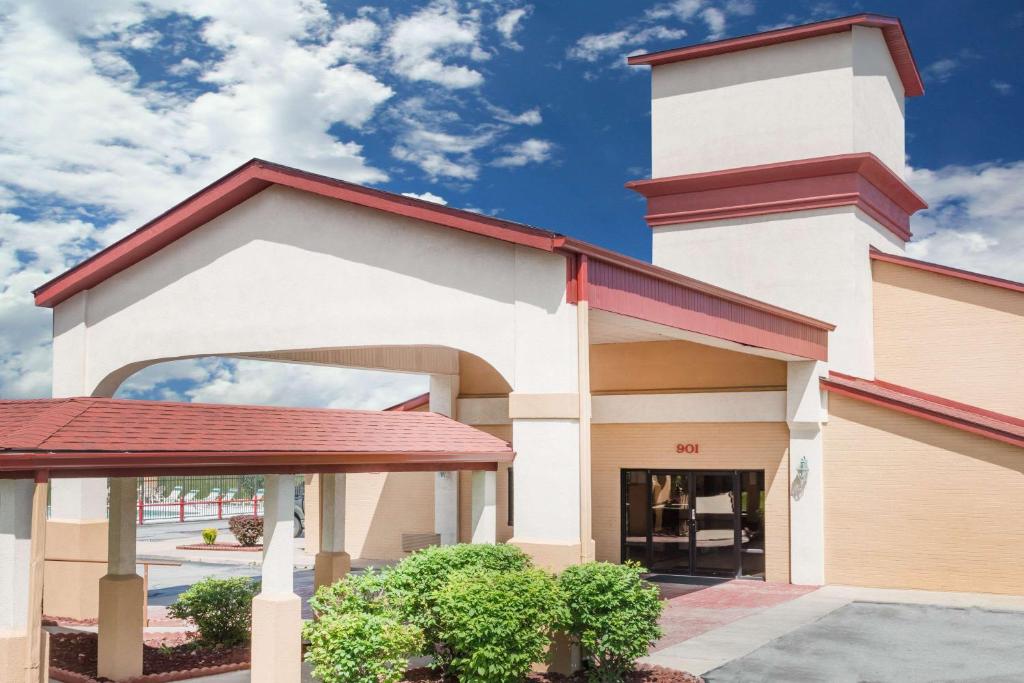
[0,398,512,478]
[821,373,1024,448]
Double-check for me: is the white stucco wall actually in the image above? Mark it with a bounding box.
[653,207,904,377]
[0,480,32,630]
[51,185,576,397]
[650,26,905,177]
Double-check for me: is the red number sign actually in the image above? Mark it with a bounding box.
[675,443,699,454]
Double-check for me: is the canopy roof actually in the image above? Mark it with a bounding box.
[0,398,513,479]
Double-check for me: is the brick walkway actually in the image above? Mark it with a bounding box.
[653,580,818,651]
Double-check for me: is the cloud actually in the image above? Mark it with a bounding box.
[401,191,448,204]
[991,80,1013,95]
[489,105,542,125]
[906,161,1024,281]
[492,138,553,167]
[495,6,531,50]
[387,1,485,89]
[568,25,687,62]
[921,49,981,85]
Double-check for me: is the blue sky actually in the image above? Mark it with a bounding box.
[0,0,1021,406]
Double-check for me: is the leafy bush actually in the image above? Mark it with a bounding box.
[557,562,663,682]
[308,569,392,618]
[201,527,218,545]
[228,515,263,546]
[384,543,533,665]
[168,577,260,646]
[304,611,423,683]
[434,567,566,683]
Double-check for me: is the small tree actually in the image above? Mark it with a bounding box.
[168,577,260,646]
[557,562,663,682]
[228,515,263,546]
[434,567,566,683]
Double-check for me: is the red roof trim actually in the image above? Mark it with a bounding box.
[821,373,1024,448]
[626,153,927,242]
[869,248,1024,294]
[627,14,924,97]
[33,159,564,308]
[385,393,430,412]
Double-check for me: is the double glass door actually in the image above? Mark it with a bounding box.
[622,469,766,579]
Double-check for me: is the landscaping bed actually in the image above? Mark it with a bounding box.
[404,665,703,682]
[174,542,262,552]
[49,632,249,683]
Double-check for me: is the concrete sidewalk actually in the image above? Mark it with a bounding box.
[643,584,1024,676]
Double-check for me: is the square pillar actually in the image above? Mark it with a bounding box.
[471,470,497,544]
[314,473,350,590]
[98,477,143,681]
[787,360,827,585]
[0,480,33,683]
[431,375,460,545]
[252,474,301,683]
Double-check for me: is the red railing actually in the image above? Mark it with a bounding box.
[136,495,263,524]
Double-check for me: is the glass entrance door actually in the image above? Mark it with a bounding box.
[621,469,764,578]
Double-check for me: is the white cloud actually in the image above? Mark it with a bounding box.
[906,161,1024,281]
[700,7,727,39]
[921,58,960,84]
[490,105,542,125]
[387,1,484,89]
[401,191,448,204]
[492,138,553,167]
[495,6,531,50]
[568,25,688,62]
[119,357,427,410]
[389,97,498,180]
[991,80,1013,95]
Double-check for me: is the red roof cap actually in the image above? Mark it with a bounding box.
[628,14,924,98]
[821,373,1024,448]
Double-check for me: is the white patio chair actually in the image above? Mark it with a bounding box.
[203,488,221,501]
[183,489,199,502]
[164,486,183,503]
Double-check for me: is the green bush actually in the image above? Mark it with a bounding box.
[308,569,392,618]
[435,567,565,683]
[228,515,263,546]
[167,577,260,646]
[557,562,663,682]
[384,543,533,664]
[304,611,423,683]
[201,527,218,545]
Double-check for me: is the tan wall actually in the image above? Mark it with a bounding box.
[824,395,1024,595]
[459,352,512,396]
[459,425,514,543]
[590,341,786,394]
[591,422,790,582]
[872,261,1024,416]
[345,471,435,561]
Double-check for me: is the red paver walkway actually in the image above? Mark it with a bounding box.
[653,580,817,651]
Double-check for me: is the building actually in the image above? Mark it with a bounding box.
[3,14,1023,679]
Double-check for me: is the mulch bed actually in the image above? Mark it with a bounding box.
[404,666,703,682]
[49,632,249,683]
[175,542,262,552]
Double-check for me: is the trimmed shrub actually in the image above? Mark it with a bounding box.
[304,611,423,683]
[383,543,533,665]
[201,527,218,545]
[308,569,392,619]
[434,567,566,683]
[168,576,260,646]
[228,515,263,546]
[557,562,663,682]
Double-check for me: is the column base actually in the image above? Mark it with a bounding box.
[98,574,144,681]
[509,538,585,573]
[44,519,107,619]
[313,551,351,590]
[546,632,582,675]
[0,629,27,683]
[251,593,302,683]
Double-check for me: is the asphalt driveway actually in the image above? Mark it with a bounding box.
[704,601,1024,683]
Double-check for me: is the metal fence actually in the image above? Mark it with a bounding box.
[137,475,266,524]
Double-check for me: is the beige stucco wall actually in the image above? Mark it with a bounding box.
[459,352,512,396]
[824,395,1024,595]
[590,422,790,582]
[590,340,786,394]
[459,425,514,544]
[873,260,1024,417]
[345,471,435,561]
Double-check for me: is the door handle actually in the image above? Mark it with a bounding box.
[690,508,696,521]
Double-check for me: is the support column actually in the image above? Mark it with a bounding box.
[470,470,497,544]
[787,360,827,586]
[252,474,301,683]
[98,478,143,681]
[0,479,34,683]
[314,473,350,590]
[431,374,460,545]
[303,474,321,556]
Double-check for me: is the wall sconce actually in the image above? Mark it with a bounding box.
[791,456,810,501]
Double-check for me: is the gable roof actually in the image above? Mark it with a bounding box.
[869,248,1024,294]
[627,14,924,97]
[385,393,431,412]
[821,373,1024,448]
[0,397,512,479]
